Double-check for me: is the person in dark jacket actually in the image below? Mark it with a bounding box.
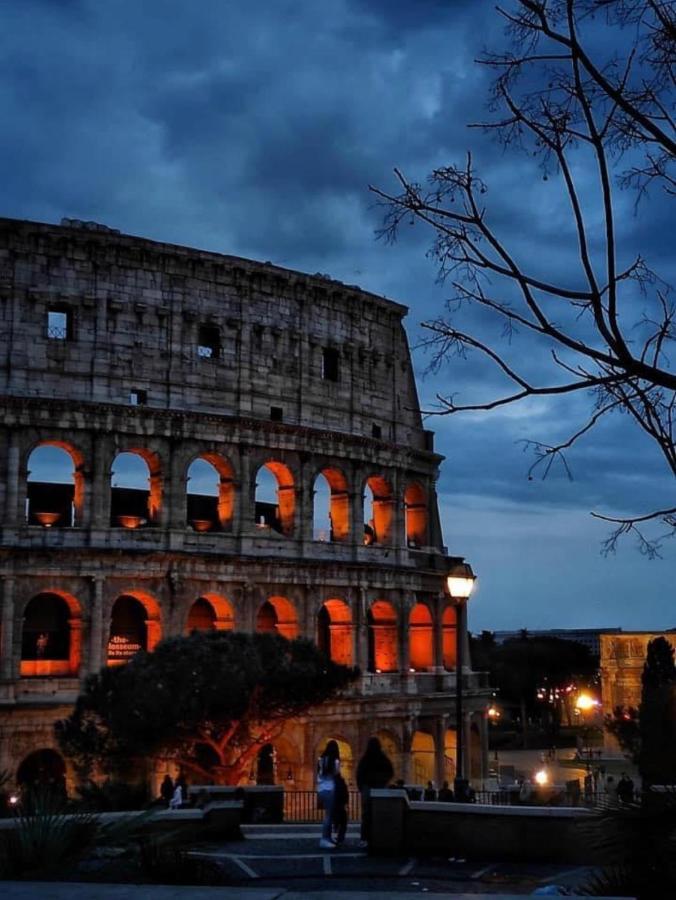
[356,737,394,844]
[332,772,349,846]
[160,774,174,807]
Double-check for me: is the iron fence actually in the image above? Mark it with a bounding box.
[284,789,362,822]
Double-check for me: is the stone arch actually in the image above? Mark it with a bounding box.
[316,735,354,786]
[20,590,82,677]
[367,600,398,673]
[186,453,235,532]
[110,449,162,527]
[255,461,295,536]
[317,598,352,666]
[17,747,67,794]
[275,735,302,787]
[409,602,434,672]
[108,591,161,665]
[444,729,457,782]
[363,475,393,545]
[404,481,427,548]
[186,594,235,633]
[313,467,349,543]
[442,606,457,670]
[411,730,435,785]
[255,742,276,785]
[25,441,84,527]
[256,595,298,640]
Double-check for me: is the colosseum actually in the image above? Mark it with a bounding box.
[0,216,490,795]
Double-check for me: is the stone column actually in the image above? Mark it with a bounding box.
[398,593,410,677]
[166,442,186,530]
[299,458,314,544]
[238,448,253,538]
[91,434,111,528]
[5,431,21,526]
[89,576,105,674]
[350,478,364,554]
[353,587,367,672]
[433,594,445,673]
[0,576,16,680]
[435,715,448,789]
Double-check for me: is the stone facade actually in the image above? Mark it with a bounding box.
[0,217,489,793]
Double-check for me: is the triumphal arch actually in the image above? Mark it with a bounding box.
[0,216,489,792]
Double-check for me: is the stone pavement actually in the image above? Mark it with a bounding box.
[0,888,630,899]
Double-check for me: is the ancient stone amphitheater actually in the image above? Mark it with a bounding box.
[0,216,489,793]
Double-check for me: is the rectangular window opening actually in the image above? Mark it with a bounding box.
[197,324,220,359]
[322,347,340,382]
[372,423,382,439]
[129,390,147,406]
[47,308,71,341]
[270,406,283,422]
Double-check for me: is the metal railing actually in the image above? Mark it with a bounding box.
[284,790,362,822]
[471,789,641,808]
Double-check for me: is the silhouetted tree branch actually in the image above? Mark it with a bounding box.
[371,0,675,553]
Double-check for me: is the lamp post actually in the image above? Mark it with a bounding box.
[447,558,476,794]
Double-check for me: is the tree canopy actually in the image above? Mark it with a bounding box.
[56,630,358,784]
[373,0,675,553]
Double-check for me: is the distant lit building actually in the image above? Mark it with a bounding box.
[492,628,624,658]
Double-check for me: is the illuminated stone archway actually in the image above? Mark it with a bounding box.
[363,475,393,546]
[186,594,235,633]
[313,467,349,542]
[409,602,434,672]
[186,453,235,532]
[442,606,457,670]
[108,592,161,665]
[367,600,398,672]
[404,481,427,548]
[110,449,162,528]
[411,731,435,785]
[255,461,295,536]
[26,441,84,528]
[20,590,82,677]
[256,595,298,640]
[317,598,352,665]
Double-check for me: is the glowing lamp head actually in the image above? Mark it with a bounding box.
[575,692,598,712]
[9,794,18,806]
[487,704,500,719]
[446,560,476,600]
[534,769,549,786]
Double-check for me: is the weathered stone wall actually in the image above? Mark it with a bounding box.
[0,217,490,792]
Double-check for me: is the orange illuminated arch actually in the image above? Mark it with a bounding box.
[442,606,457,670]
[20,589,82,677]
[367,599,398,672]
[186,453,235,532]
[255,461,295,536]
[409,602,434,671]
[363,475,393,546]
[314,467,349,543]
[26,441,84,527]
[404,481,427,548]
[256,595,298,640]
[110,449,162,527]
[411,730,435,784]
[108,590,161,665]
[187,593,235,633]
[317,598,353,665]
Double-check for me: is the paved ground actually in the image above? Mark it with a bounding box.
[185,823,602,894]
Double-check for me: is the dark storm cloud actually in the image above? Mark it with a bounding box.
[1,0,673,628]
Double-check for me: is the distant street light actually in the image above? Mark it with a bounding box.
[534,768,549,786]
[447,558,476,792]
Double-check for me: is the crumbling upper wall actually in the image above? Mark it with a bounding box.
[0,218,428,450]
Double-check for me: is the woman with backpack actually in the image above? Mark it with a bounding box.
[316,739,340,849]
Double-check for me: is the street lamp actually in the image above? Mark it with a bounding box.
[446,558,476,793]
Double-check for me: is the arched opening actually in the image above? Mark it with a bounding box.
[17,748,67,796]
[442,606,457,670]
[409,603,434,672]
[187,594,234,633]
[404,481,427,548]
[186,598,216,632]
[318,736,353,786]
[186,454,235,532]
[20,592,80,677]
[110,450,161,528]
[411,731,435,785]
[367,600,398,673]
[313,468,349,542]
[444,729,457,782]
[254,462,295,536]
[108,594,160,665]
[317,599,352,665]
[363,476,393,545]
[26,443,83,528]
[274,736,301,789]
[256,743,276,785]
[256,596,298,640]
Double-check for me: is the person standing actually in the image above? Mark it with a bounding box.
[332,771,349,846]
[160,774,174,807]
[356,737,394,846]
[317,739,340,849]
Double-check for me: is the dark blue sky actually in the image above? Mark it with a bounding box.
[3,0,674,631]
